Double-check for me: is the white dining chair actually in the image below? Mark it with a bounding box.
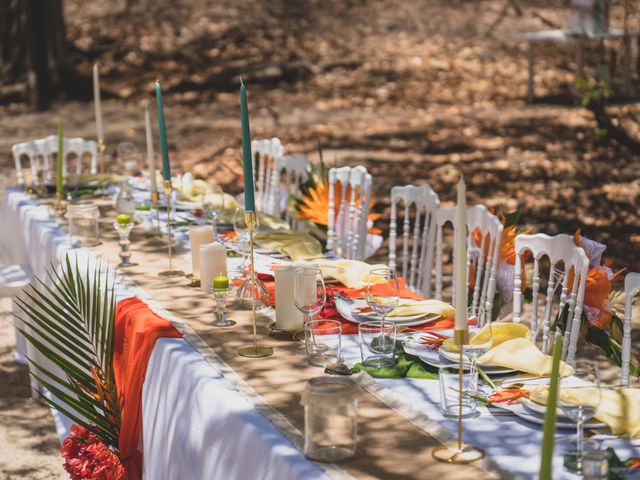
[513,233,589,365]
[434,205,503,318]
[280,154,309,229]
[621,272,640,387]
[327,165,372,260]
[388,184,440,297]
[12,136,98,188]
[252,137,283,216]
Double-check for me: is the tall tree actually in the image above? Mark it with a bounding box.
[0,0,72,110]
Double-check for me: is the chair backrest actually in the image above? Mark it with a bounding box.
[513,233,589,365]
[12,136,98,187]
[327,165,372,260]
[388,184,440,297]
[621,272,640,387]
[252,137,283,216]
[280,154,309,229]
[434,205,503,318]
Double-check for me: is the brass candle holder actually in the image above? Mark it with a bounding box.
[432,328,485,464]
[158,180,185,278]
[238,210,274,358]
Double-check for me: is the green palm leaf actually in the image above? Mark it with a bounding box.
[13,253,121,450]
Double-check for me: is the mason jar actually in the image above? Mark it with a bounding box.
[301,376,361,462]
[66,201,100,247]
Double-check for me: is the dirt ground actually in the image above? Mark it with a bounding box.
[1,0,640,477]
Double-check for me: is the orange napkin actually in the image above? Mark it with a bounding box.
[114,297,182,480]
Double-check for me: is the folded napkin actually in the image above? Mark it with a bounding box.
[315,259,388,289]
[477,337,574,377]
[442,322,531,353]
[254,231,323,261]
[380,299,454,319]
[529,386,640,439]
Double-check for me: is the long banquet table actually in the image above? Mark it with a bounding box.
[3,188,640,480]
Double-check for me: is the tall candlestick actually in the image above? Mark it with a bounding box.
[155,80,171,182]
[144,101,158,195]
[56,120,64,195]
[240,80,255,212]
[93,63,104,144]
[454,174,468,333]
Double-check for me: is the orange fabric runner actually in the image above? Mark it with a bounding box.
[114,297,182,480]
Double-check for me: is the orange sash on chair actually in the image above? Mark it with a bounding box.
[114,297,182,480]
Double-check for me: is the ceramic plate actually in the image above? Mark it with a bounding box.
[493,400,608,429]
[520,397,607,428]
[334,297,441,327]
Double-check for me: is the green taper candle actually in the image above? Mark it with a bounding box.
[539,336,563,480]
[155,80,171,182]
[56,120,64,195]
[240,80,255,212]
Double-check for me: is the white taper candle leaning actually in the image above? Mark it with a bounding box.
[144,101,157,194]
[454,174,468,332]
[93,63,104,143]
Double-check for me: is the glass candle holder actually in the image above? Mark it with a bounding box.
[301,377,362,462]
[211,276,235,327]
[114,216,135,267]
[67,201,100,247]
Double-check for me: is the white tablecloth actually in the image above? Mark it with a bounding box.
[2,189,328,480]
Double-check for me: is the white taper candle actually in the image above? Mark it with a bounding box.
[454,174,468,331]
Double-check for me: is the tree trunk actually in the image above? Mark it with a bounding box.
[0,0,71,110]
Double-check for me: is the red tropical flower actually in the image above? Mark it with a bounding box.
[61,424,124,480]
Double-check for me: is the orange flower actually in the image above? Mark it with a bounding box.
[297,179,381,234]
[489,388,529,405]
[583,268,613,329]
[472,225,533,266]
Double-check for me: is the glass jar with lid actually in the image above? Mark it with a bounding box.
[301,376,362,462]
[66,201,100,247]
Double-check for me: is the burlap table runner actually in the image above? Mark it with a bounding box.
[91,208,500,480]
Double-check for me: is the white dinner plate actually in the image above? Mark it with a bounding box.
[174,200,201,211]
[520,397,608,428]
[334,297,441,327]
[437,343,517,374]
[493,399,608,429]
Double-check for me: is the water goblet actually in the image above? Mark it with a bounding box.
[462,308,492,396]
[202,186,225,240]
[293,267,327,326]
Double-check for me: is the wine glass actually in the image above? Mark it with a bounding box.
[294,267,327,325]
[463,308,493,396]
[202,186,225,240]
[560,359,601,472]
[365,268,400,327]
[233,207,255,274]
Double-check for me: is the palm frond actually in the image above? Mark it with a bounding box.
[13,253,121,449]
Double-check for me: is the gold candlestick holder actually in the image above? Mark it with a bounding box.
[432,328,485,464]
[238,210,274,358]
[158,180,185,278]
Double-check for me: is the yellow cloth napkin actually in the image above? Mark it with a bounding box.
[477,337,574,377]
[385,300,455,319]
[529,386,640,439]
[443,323,531,354]
[315,259,387,289]
[254,231,323,261]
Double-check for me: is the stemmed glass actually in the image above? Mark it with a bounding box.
[365,268,400,326]
[294,267,327,326]
[202,186,225,240]
[233,207,255,274]
[560,360,601,473]
[462,308,493,396]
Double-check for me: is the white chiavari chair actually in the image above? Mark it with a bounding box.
[327,165,372,260]
[621,272,640,387]
[12,136,98,189]
[434,205,503,317]
[280,154,309,229]
[513,233,589,365]
[252,137,283,216]
[388,184,440,297]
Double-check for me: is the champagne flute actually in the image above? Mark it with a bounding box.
[233,207,254,274]
[463,308,492,396]
[294,267,327,326]
[202,186,225,240]
[560,359,601,473]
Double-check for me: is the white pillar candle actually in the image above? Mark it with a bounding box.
[275,267,304,330]
[454,175,468,331]
[93,63,104,143]
[200,241,227,294]
[189,226,214,280]
[144,101,157,194]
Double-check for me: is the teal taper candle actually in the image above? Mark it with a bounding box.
[240,80,255,212]
[155,80,171,182]
[56,120,64,195]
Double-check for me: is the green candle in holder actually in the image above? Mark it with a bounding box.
[211,275,234,327]
[116,213,132,226]
[213,275,230,291]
